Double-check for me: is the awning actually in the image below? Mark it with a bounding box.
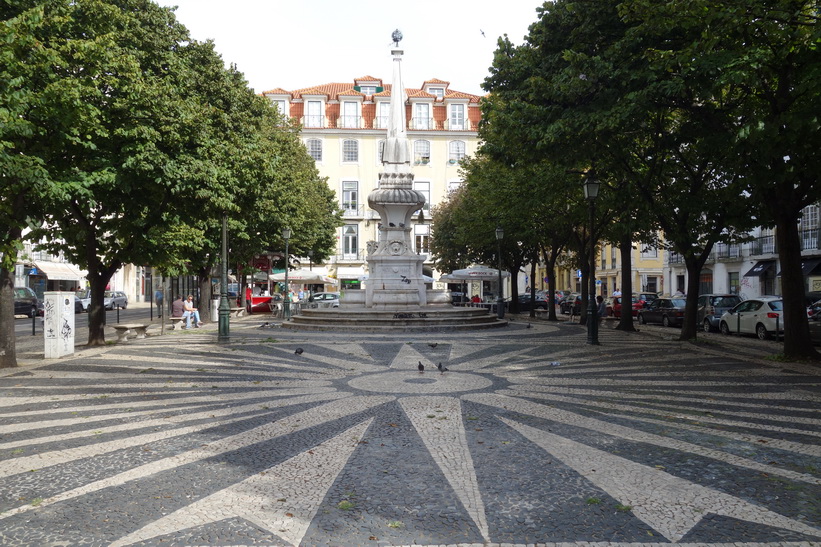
[776,257,821,277]
[440,266,510,281]
[269,269,338,285]
[334,266,366,280]
[32,261,84,281]
[743,260,776,277]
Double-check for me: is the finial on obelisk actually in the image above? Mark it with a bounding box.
[392,29,403,47]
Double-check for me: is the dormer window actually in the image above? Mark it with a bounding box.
[359,85,376,96]
[429,87,445,98]
[305,99,324,128]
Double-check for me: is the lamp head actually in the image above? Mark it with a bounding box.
[583,177,600,200]
[282,226,291,240]
[495,226,504,240]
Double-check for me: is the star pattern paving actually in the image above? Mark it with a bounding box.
[0,323,819,546]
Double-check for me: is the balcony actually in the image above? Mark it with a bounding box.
[409,117,434,130]
[750,235,777,256]
[714,242,742,261]
[342,203,365,219]
[334,115,363,129]
[302,115,327,129]
[801,228,820,251]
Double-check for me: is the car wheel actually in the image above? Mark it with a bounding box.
[703,319,713,333]
[662,315,671,328]
[121,303,127,310]
[638,314,646,325]
[756,323,769,340]
[720,321,731,335]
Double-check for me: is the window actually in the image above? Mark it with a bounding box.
[271,99,287,116]
[448,141,466,164]
[449,104,465,130]
[601,248,607,269]
[343,225,358,259]
[429,87,445,98]
[414,181,430,212]
[415,224,430,254]
[800,204,819,250]
[447,180,463,194]
[414,140,430,164]
[342,181,358,215]
[342,140,358,162]
[699,270,713,295]
[728,271,739,295]
[306,139,322,161]
[646,276,658,293]
[641,245,658,258]
[359,85,376,95]
[414,103,430,129]
[376,102,390,129]
[305,100,323,128]
[377,140,385,164]
[341,101,358,128]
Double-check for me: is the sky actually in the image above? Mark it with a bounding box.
[156,0,543,96]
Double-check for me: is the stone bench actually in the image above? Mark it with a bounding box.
[229,307,245,318]
[112,323,149,343]
[168,316,186,330]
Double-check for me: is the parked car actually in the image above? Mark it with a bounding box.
[560,293,582,315]
[638,297,687,327]
[809,299,821,321]
[697,294,743,332]
[75,289,91,312]
[306,292,340,308]
[611,295,642,318]
[516,293,549,311]
[554,290,572,305]
[636,292,660,308]
[13,287,40,318]
[719,297,783,340]
[74,295,84,314]
[103,290,128,310]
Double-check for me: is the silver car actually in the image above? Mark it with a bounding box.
[697,294,742,332]
[103,290,128,310]
[306,292,340,308]
[719,297,783,340]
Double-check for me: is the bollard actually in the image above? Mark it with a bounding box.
[32,311,36,336]
[737,312,741,334]
[776,315,780,342]
[116,304,120,323]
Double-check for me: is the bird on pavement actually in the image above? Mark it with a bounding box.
[437,362,448,373]
[526,323,532,329]
[418,361,424,373]
[294,348,303,355]
[428,342,438,348]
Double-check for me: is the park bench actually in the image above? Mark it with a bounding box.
[168,316,186,330]
[229,307,245,318]
[112,323,149,343]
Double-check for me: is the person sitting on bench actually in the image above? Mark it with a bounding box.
[183,295,204,329]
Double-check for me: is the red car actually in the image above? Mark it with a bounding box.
[611,295,643,318]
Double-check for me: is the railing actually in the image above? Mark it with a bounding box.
[342,204,365,218]
[801,228,820,251]
[668,252,684,265]
[409,117,434,130]
[301,115,327,128]
[750,235,777,256]
[715,242,742,260]
[335,115,363,129]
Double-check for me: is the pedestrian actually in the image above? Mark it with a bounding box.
[154,288,163,318]
[183,294,203,329]
[612,288,622,297]
[597,295,607,325]
[171,295,185,319]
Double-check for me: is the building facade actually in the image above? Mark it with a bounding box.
[262,76,482,289]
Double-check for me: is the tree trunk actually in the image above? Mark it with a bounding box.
[86,273,109,346]
[615,234,636,331]
[681,257,706,341]
[545,253,560,321]
[775,212,820,360]
[528,261,537,318]
[0,265,18,368]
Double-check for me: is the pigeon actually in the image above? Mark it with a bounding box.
[418,361,424,373]
[294,348,303,355]
[389,222,396,227]
[480,29,485,37]
[399,223,405,228]
[526,323,532,329]
[437,362,448,373]
[428,342,438,348]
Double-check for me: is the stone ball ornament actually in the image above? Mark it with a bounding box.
[392,29,403,45]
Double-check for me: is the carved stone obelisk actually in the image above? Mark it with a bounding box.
[364,31,428,308]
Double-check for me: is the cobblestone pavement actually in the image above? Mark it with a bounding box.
[1,316,819,546]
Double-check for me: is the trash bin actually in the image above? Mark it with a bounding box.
[212,298,220,322]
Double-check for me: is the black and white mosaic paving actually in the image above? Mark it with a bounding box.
[0,322,819,546]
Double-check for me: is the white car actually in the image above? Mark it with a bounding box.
[306,292,340,308]
[719,297,783,340]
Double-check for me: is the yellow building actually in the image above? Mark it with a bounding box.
[263,76,482,289]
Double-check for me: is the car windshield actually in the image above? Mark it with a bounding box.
[711,296,740,307]
[671,299,686,307]
[768,300,783,311]
[104,291,114,298]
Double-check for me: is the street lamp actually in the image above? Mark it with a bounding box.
[495,225,505,320]
[282,226,291,320]
[584,176,601,345]
[218,214,230,342]
[308,250,314,271]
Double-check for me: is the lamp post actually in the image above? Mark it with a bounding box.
[282,226,291,320]
[308,250,313,271]
[495,225,505,320]
[218,214,230,342]
[584,176,601,345]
